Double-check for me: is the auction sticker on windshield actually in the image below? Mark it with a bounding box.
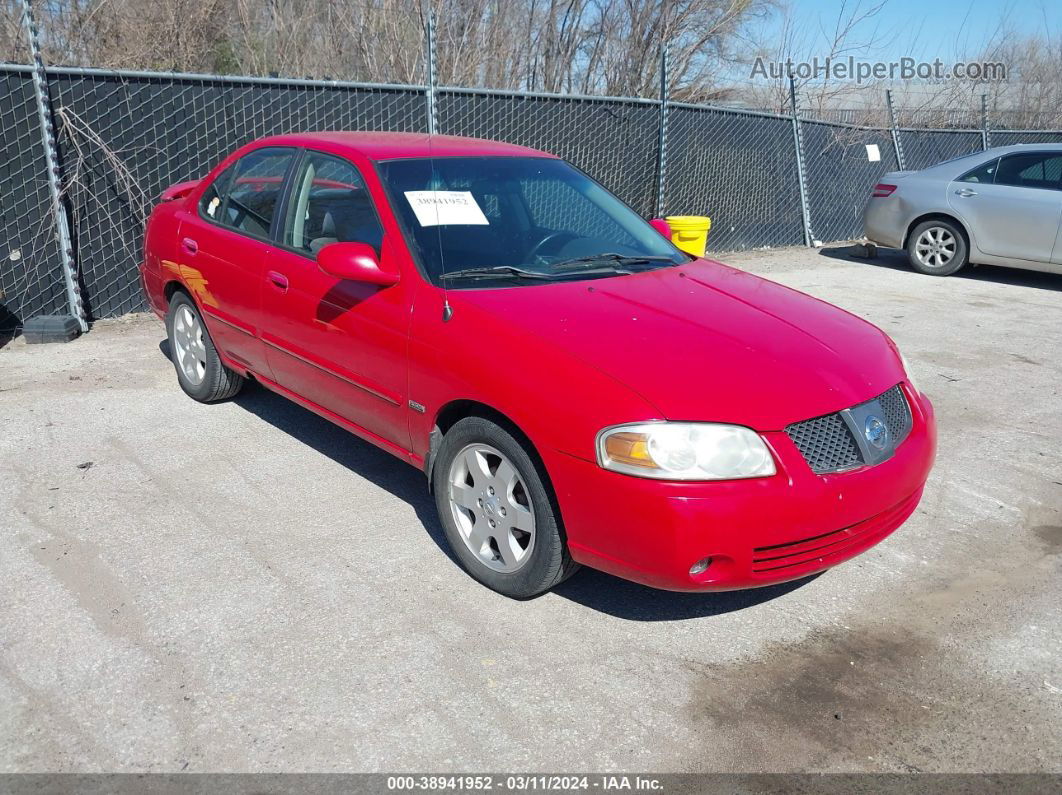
[404,190,489,226]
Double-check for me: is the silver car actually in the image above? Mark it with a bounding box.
[863,143,1062,276]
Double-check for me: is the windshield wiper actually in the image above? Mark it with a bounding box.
[440,265,556,281]
[548,252,677,272]
[440,264,634,282]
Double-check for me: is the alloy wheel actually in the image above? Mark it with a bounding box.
[914,226,956,269]
[447,443,536,573]
[172,304,207,385]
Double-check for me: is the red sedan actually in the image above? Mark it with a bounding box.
[140,132,936,598]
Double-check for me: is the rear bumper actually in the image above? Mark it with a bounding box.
[863,199,906,249]
[544,384,936,591]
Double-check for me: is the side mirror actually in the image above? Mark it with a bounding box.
[317,242,399,287]
[649,218,673,241]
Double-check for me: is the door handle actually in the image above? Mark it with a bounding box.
[955,188,978,197]
[266,271,289,292]
[181,237,198,255]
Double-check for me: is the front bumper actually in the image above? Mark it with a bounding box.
[544,383,936,591]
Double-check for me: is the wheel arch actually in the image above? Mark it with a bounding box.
[426,399,547,497]
[163,279,190,309]
[903,212,972,251]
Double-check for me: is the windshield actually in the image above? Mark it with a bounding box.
[377,156,687,286]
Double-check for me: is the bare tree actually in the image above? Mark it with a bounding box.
[9,0,1060,129]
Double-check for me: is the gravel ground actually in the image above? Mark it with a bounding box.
[1,243,1059,773]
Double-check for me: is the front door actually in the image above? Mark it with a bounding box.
[949,151,1062,263]
[260,149,412,454]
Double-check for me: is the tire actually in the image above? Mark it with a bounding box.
[432,416,579,598]
[165,291,244,403]
[906,219,968,276]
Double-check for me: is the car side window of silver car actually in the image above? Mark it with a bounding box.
[959,158,998,184]
[994,153,1062,191]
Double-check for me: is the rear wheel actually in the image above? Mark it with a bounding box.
[433,417,578,598]
[166,291,244,402]
[906,219,967,276]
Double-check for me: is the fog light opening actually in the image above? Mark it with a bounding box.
[689,557,713,576]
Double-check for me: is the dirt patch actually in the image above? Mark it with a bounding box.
[685,542,1060,772]
[1031,525,1062,555]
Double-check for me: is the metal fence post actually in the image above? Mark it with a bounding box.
[886,88,906,170]
[653,45,669,219]
[20,0,87,331]
[981,94,991,150]
[788,78,813,247]
[425,11,438,135]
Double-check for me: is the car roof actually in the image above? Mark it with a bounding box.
[249,131,557,160]
[916,141,1062,176]
[980,142,1062,156]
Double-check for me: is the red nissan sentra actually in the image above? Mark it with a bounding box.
[140,132,936,598]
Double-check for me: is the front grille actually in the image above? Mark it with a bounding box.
[785,413,862,473]
[785,384,912,474]
[878,385,912,443]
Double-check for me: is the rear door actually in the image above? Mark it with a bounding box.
[949,151,1062,263]
[260,149,412,453]
[175,147,297,376]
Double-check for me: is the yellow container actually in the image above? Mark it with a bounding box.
[666,215,711,257]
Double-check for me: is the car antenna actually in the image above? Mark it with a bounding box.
[432,142,453,323]
[426,9,452,323]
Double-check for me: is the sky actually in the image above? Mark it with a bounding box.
[767,0,1055,63]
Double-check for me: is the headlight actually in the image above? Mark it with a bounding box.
[898,349,919,392]
[596,422,776,480]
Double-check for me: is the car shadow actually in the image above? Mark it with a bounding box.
[820,243,1062,292]
[552,569,819,621]
[231,380,457,559]
[157,340,817,620]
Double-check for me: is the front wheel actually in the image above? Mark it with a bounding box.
[432,417,578,598]
[906,219,967,276]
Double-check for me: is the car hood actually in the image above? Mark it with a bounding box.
[451,259,904,430]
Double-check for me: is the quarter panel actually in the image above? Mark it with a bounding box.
[141,202,181,316]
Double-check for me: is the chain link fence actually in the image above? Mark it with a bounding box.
[438,89,661,219]
[0,67,66,328]
[3,58,1062,331]
[799,121,901,244]
[896,129,984,171]
[990,130,1062,147]
[43,68,426,319]
[662,104,806,250]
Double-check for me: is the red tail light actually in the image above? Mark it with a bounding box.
[871,183,897,198]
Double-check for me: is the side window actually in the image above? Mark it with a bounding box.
[218,148,295,237]
[995,153,1062,190]
[199,165,234,219]
[283,152,383,256]
[959,158,998,184]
